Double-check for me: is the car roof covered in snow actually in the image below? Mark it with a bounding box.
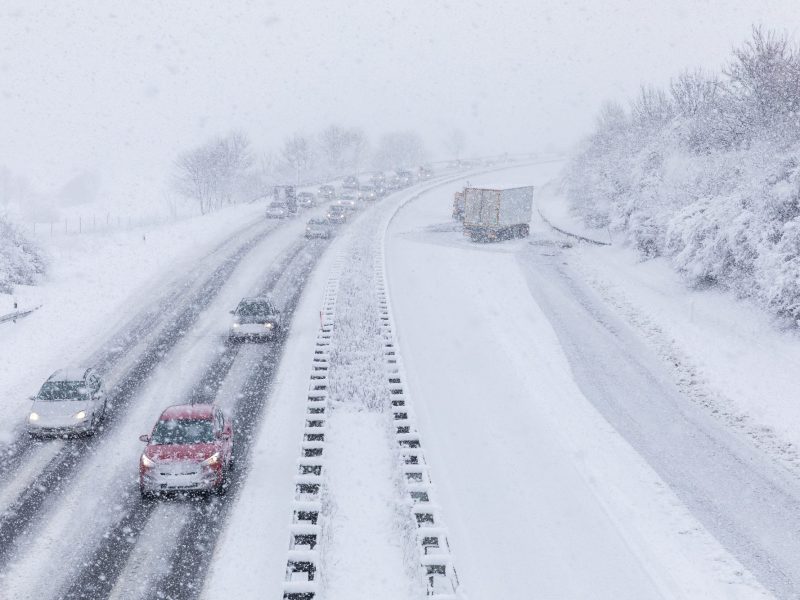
[465,184,534,191]
[239,296,273,304]
[47,367,90,382]
[159,404,214,421]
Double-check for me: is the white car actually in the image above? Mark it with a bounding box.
[229,297,284,341]
[266,202,290,218]
[28,368,107,437]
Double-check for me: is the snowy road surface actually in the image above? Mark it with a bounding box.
[2,161,797,599]
[386,164,777,599]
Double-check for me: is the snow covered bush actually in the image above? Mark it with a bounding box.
[0,216,45,293]
[564,27,800,323]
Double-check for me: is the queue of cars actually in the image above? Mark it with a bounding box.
[24,168,428,498]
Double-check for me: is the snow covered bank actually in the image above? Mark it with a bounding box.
[0,216,45,294]
[563,29,800,324]
[386,163,771,599]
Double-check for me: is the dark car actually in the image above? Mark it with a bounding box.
[229,297,283,341]
[306,218,332,239]
[139,404,234,497]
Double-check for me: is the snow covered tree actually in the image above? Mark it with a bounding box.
[173,131,253,214]
[563,27,800,324]
[372,131,427,170]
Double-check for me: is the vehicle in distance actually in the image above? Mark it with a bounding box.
[306,218,332,239]
[28,367,107,437]
[386,174,402,190]
[396,169,414,187]
[297,191,316,209]
[462,185,534,242]
[418,165,433,180]
[370,172,386,186]
[267,185,297,217]
[229,297,283,341]
[357,185,377,201]
[335,198,358,211]
[326,204,347,224]
[265,201,290,219]
[318,184,336,199]
[139,403,233,498]
[341,175,359,189]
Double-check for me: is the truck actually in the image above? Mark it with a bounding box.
[272,185,297,214]
[462,185,534,242]
[452,190,465,221]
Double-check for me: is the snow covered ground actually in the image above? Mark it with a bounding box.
[386,163,776,599]
[5,161,800,599]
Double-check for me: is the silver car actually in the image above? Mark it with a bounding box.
[229,297,283,341]
[28,368,107,437]
[297,192,316,209]
[265,202,290,219]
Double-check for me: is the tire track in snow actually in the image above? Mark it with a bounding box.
[0,219,279,482]
[55,239,326,600]
[0,221,284,567]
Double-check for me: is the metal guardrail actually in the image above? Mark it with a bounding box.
[0,305,42,325]
[536,205,611,246]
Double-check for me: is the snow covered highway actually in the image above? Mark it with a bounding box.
[386,163,793,599]
[1,162,799,599]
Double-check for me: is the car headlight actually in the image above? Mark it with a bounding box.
[265,322,274,328]
[74,410,87,420]
[29,412,40,422]
[201,452,220,466]
[141,454,155,468]
[232,323,240,328]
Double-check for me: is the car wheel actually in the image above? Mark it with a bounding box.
[140,487,155,501]
[215,470,228,496]
[87,415,97,436]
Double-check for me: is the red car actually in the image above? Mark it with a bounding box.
[139,404,234,498]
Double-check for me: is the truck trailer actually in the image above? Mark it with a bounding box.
[452,190,465,221]
[462,185,534,242]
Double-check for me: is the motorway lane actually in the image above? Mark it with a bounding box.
[0,213,320,599]
[516,242,800,599]
[385,165,773,599]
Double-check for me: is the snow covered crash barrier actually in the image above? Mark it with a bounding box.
[463,185,534,242]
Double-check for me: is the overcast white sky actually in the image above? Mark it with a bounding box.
[1,0,798,208]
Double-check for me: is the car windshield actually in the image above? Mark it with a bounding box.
[151,419,215,445]
[37,381,88,401]
[237,300,273,316]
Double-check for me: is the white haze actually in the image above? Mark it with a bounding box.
[0,0,797,209]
